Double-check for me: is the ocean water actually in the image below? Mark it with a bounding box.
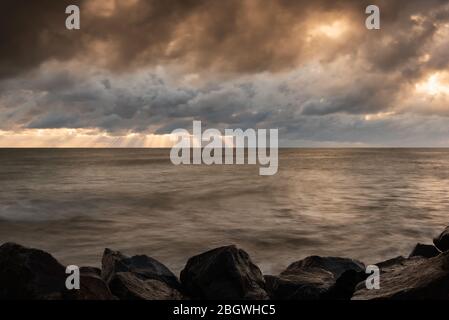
[0,148,448,274]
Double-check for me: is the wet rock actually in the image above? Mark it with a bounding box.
[109,272,183,300]
[265,256,365,300]
[354,255,426,292]
[265,269,335,300]
[101,248,182,300]
[375,256,407,269]
[71,267,116,300]
[80,266,102,276]
[288,256,365,279]
[376,255,426,274]
[102,248,180,288]
[433,226,449,252]
[180,245,268,300]
[328,269,368,299]
[352,251,449,300]
[0,242,66,299]
[409,243,440,259]
[373,255,427,273]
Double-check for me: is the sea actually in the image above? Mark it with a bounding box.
[0,148,448,274]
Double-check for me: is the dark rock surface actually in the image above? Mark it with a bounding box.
[80,266,102,276]
[3,237,449,300]
[352,251,449,300]
[0,242,67,299]
[287,256,365,279]
[433,226,449,252]
[354,255,426,292]
[72,267,116,300]
[180,245,268,300]
[375,256,407,270]
[102,248,181,288]
[109,272,183,300]
[264,256,365,300]
[101,248,183,300]
[409,243,440,258]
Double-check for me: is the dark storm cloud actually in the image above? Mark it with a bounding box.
[0,0,84,78]
[2,63,449,146]
[1,0,447,77]
[1,0,449,146]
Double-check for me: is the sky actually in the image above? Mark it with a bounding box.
[1,0,449,147]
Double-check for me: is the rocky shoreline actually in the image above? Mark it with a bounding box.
[1,225,449,300]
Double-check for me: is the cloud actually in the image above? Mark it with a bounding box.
[0,60,449,147]
[1,0,447,76]
[1,0,449,146]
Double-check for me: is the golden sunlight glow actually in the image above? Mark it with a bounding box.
[85,0,139,17]
[364,111,395,121]
[309,20,348,39]
[0,129,176,148]
[0,129,237,148]
[415,73,449,96]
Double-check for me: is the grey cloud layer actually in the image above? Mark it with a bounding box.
[2,63,449,146]
[1,0,449,146]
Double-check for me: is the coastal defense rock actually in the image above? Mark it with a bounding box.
[409,243,440,259]
[102,248,180,288]
[71,267,116,300]
[433,226,449,252]
[375,256,416,274]
[80,266,102,276]
[353,256,426,292]
[180,245,269,300]
[101,248,183,300]
[265,269,335,300]
[352,251,449,300]
[265,256,365,300]
[287,256,365,279]
[109,272,183,300]
[0,242,66,299]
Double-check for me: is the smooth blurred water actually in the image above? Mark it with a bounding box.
[0,148,448,274]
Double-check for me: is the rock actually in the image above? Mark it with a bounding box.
[409,243,440,258]
[354,255,426,292]
[265,269,335,300]
[0,242,66,299]
[375,256,407,269]
[102,248,180,288]
[109,272,183,300]
[376,255,427,272]
[352,251,449,300]
[71,267,116,300]
[180,245,268,300]
[265,256,365,300]
[287,256,365,279]
[80,266,102,276]
[101,248,182,300]
[376,256,426,274]
[433,226,449,252]
[328,269,368,299]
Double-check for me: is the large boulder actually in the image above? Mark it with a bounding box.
[71,267,116,300]
[375,256,421,274]
[353,255,425,292]
[409,243,440,259]
[433,226,449,252]
[101,248,182,300]
[0,243,67,299]
[180,245,269,300]
[352,251,449,299]
[109,272,183,300]
[287,256,365,279]
[265,256,365,300]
